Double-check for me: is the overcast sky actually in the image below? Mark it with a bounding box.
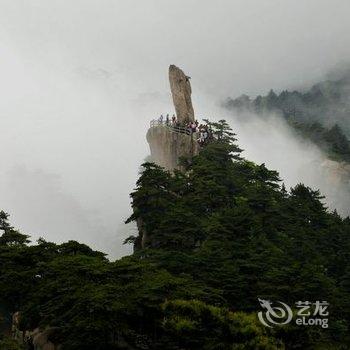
[1,0,350,258]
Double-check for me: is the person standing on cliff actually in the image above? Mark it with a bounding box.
[172,114,176,125]
[166,114,169,125]
[159,114,163,124]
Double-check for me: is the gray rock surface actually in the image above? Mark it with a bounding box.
[146,126,199,171]
[169,65,194,123]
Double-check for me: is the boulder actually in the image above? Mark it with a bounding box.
[169,65,194,123]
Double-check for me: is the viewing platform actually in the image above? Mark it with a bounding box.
[149,119,198,137]
[146,118,200,171]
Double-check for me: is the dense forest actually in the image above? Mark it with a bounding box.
[224,74,350,163]
[1,120,350,349]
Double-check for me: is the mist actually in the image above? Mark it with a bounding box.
[220,110,350,216]
[1,1,350,258]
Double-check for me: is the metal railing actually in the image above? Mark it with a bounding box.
[149,119,196,136]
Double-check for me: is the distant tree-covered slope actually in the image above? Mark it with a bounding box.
[224,74,350,162]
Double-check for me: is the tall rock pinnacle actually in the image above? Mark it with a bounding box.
[169,65,195,123]
[146,65,199,172]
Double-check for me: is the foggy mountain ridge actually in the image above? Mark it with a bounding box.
[224,70,350,136]
[222,71,350,217]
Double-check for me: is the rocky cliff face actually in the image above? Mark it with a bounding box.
[169,65,194,124]
[321,159,350,186]
[317,159,350,217]
[147,126,199,170]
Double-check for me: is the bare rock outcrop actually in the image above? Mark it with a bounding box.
[147,126,199,170]
[11,312,60,350]
[321,159,350,186]
[169,65,194,123]
[31,328,59,350]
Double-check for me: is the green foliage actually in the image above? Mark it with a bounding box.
[291,121,350,162]
[1,119,350,348]
[162,299,283,349]
[0,336,23,350]
[0,211,30,247]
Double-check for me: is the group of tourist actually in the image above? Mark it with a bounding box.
[157,114,212,145]
[158,113,178,126]
[197,124,211,145]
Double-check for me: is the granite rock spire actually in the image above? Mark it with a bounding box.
[169,65,195,124]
